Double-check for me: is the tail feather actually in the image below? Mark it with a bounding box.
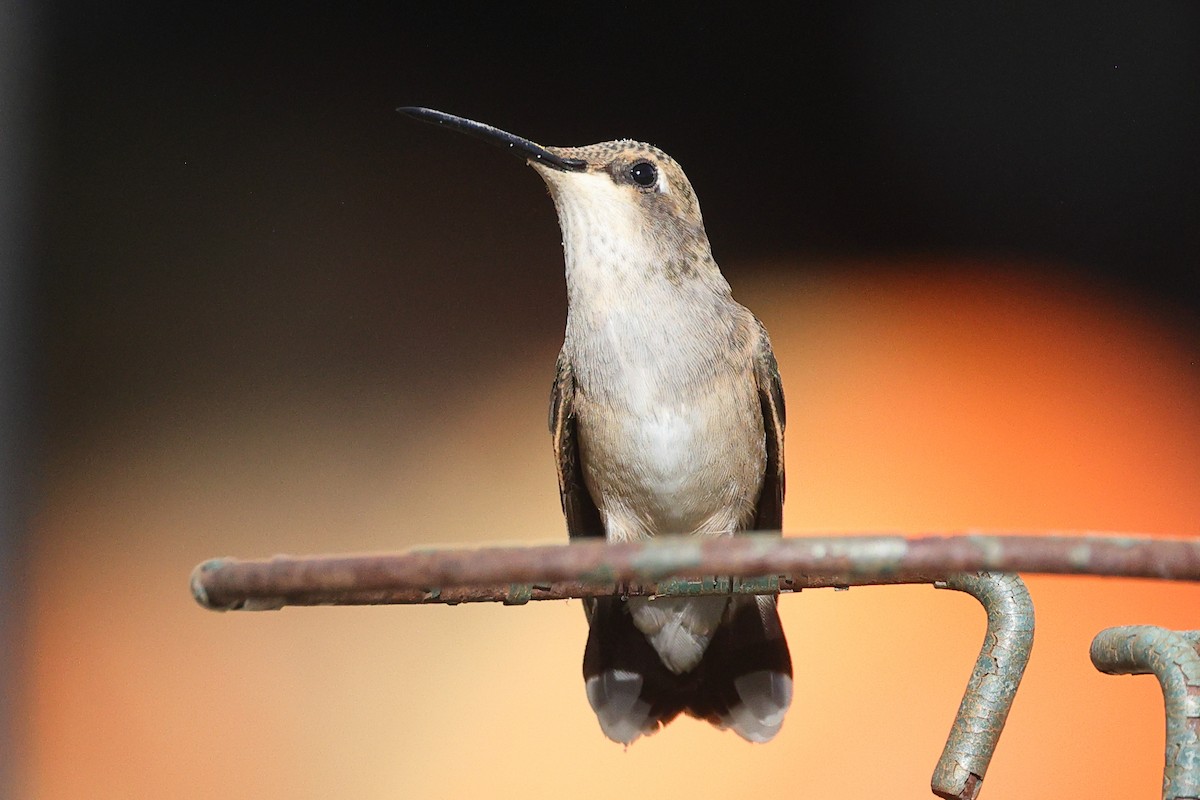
[583,597,693,743]
[695,595,793,742]
[582,595,792,745]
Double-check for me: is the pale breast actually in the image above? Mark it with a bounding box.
[574,360,766,541]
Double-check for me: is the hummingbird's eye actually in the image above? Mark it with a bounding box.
[629,160,658,188]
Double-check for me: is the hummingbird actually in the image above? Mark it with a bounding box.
[399,107,792,745]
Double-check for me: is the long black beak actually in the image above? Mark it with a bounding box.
[398,107,587,172]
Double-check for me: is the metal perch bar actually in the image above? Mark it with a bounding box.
[190,532,1198,799]
[191,533,1200,611]
[190,568,1037,799]
[932,574,1035,800]
[1090,626,1200,800]
[192,564,1037,799]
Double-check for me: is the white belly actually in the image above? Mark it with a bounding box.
[625,405,704,506]
[576,376,765,542]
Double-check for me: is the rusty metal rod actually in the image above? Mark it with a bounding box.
[190,557,1038,798]
[189,538,1059,798]
[191,533,1200,611]
[191,571,938,611]
[931,574,1035,800]
[1090,626,1200,800]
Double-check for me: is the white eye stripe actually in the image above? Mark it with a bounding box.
[656,167,670,195]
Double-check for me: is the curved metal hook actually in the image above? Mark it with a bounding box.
[932,573,1035,799]
[1091,625,1200,800]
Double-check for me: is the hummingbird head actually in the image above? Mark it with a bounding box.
[530,140,716,287]
[398,107,722,292]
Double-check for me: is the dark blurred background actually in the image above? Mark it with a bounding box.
[5,3,1200,798]
[34,3,1200,452]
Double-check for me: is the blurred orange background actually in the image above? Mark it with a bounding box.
[26,260,1200,798]
[16,7,1200,798]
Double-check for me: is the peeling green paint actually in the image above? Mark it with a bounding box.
[734,575,780,594]
[190,559,233,610]
[1068,543,1092,570]
[654,576,728,597]
[1091,625,1200,799]
[965,535,1005,570]
[629,539,704,580]
[842,536,908,574]
[931,573,1034,799]
[1107,536,1143,550]
[580,564,617,584]
[503,584,533,605]
[240,595,287,611]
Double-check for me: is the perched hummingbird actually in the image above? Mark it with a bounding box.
[399,107,792,744]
